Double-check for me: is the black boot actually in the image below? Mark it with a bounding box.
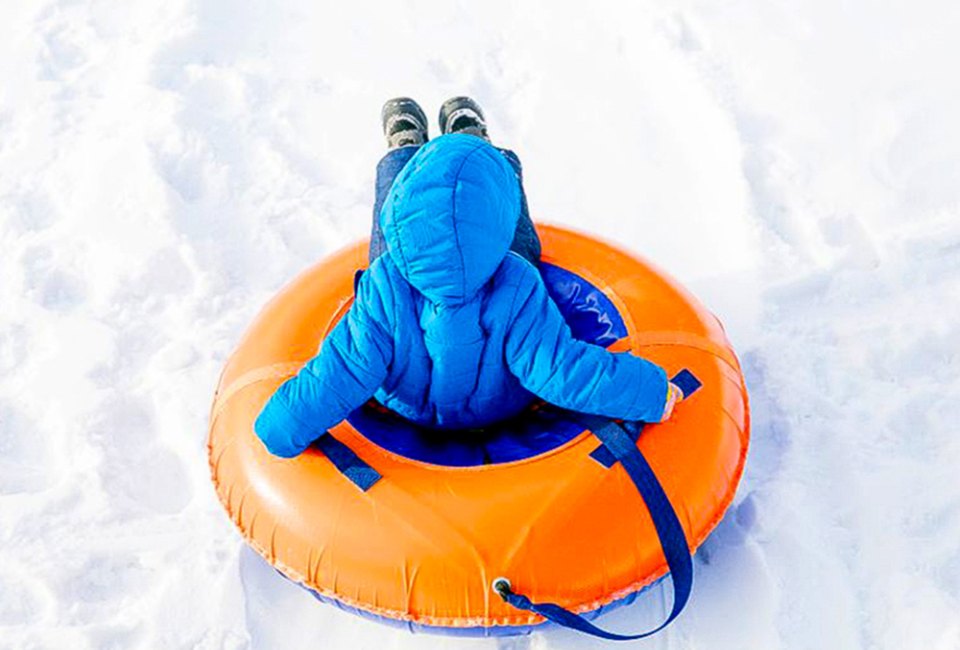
[381,97,429,149]
[438,96,489,141]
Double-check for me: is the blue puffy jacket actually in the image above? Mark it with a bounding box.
[255,134,668,457]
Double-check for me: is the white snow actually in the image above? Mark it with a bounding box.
[1,0,958,648]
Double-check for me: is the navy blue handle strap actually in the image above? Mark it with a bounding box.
[313,432,382,491]
[493,370,701,640]
[591,370,702,468]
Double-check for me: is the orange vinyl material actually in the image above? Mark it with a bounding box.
[207,224,750,629]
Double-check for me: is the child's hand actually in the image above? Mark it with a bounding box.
[658,382,685,422]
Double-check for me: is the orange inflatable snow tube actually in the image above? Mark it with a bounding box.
[208,224,750,636]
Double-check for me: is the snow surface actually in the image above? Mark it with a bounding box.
[1,0,959,648]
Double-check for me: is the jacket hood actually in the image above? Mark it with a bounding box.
[380,134,521,305]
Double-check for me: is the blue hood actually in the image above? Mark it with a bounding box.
[380,134,521,305]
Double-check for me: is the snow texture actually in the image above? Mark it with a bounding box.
[1,0,958,648]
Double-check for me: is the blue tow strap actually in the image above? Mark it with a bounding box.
[313,432,382,491]
[494,370,701,640]
[591,370,702,468]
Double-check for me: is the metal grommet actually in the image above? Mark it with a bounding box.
[492,576,512,600]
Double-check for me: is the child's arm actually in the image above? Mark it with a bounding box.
[505,270,669,422]
[254,275,393,457]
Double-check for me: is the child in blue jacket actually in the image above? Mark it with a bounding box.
[255,97,682,458]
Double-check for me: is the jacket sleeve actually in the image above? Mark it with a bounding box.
[504,270,668,422]
[254,271,393,457]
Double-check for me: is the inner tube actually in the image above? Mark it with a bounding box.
[207,224,750,636]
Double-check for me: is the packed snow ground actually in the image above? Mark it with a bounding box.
[1,1,959,648]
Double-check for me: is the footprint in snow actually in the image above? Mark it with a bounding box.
[86,395,157,456]
[20,245,86,312]
[0,402,54,495]
[57,554,151,625]
[85,395,193,515]
[35,11,89,82]
[0,324,30,373]
[0,571,48,626]
[2,190,60,235]
[101,443,194,516]
[84,623,148,650]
